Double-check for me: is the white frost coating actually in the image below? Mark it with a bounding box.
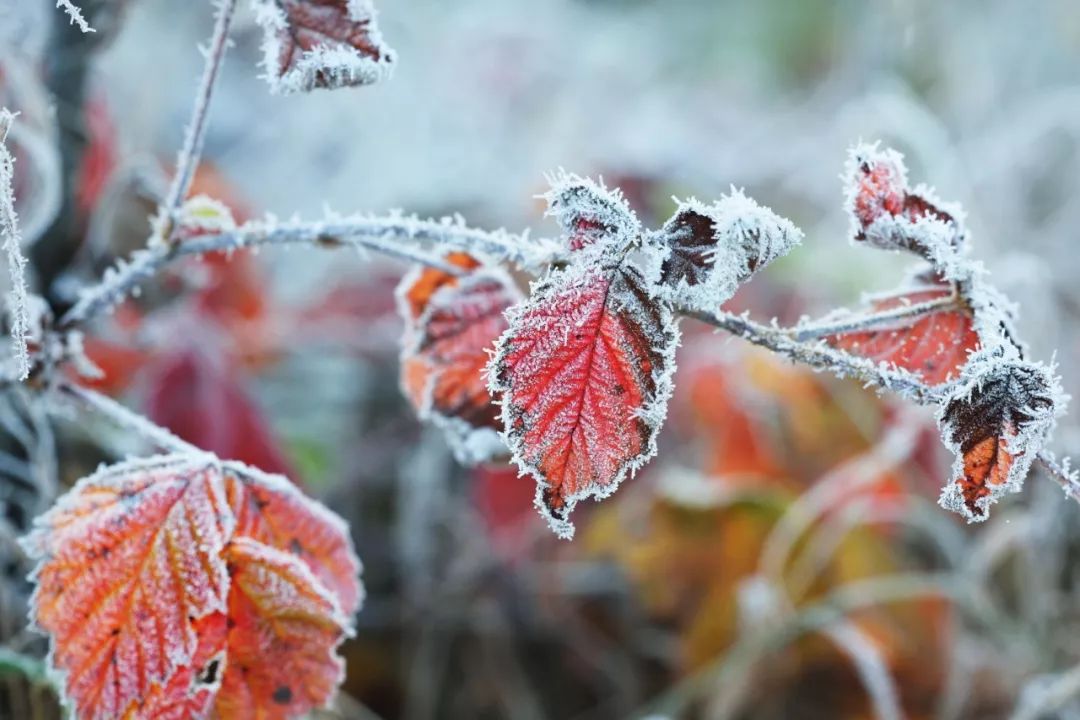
[843,142,967,258]
[252,0,396,95]
[436,419,507,465]
[55,0,95,33]
[177,194,237,235]
[648,188,802,312]
[542,169,641,256]
[486,259,680,540]
[20,453,230,718]
[222,459,365,628]
[936,348,1066,522]
[0,111,32,381]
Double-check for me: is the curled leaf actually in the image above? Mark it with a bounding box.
[543,171,641,254]
[650,189,801,311]
[253,0,396,94]
[397,254,520,463]
[488,262,679,538]
[844,143,965,257]
[937,351,1063,520]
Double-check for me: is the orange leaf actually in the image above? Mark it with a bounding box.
[937,353,1059,520]
[121,613,228,720]
[214,538,350,720]
[224,465,362,616]
[826,282,979,386]
[23,456,232,720]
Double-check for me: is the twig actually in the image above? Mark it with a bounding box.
[59,215,540,328]
[54,0,95,33]
[155,0,238,244]
[1035,451,1080,504]
[0,110,31,381]
[822,623,903,720]
[57,382,202,455]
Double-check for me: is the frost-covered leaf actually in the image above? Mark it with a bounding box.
[488,262,679,539]
[844,143,966,257]
[120,613,228,720]
[223,462,363,616]
[543,171,641,254]
[937,351,1063,521]
[649,190,801,311]
[213,537,350,720]
[397,255,521,464]
[252,0,396,94]
[22,455,232,720]
[825,280,980,386]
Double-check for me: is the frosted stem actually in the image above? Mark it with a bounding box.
[156,0,238,244]
[60,215,540,328]
[54,0,95,33]
[0,111,31,381]
[791,293,960,342]
[58,383,202,455]
[682,307,948,405]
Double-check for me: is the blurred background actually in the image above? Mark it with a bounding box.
[2,0,1080,717]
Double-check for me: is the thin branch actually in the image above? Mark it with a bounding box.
[822,623,903,720]
[57,382,202,455]
[54,0,95,34]
[60,215,540,328]
[155,0,238,244]
[791,293,960,342]
[1035,451,1080,504]
[0,110,31,381]
[682,307,949,405]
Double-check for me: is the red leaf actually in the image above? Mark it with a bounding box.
[214,538,350,720]
[254,0,396,94]
[397,255,519,462]
[76,337,150,395]
[825,282,980,386]
[23,456,233,720]
[224,465,362,616]
[145,349,295,478]
[937,353,1060,520]
[845,144,965,254]
[23,456,362,720]
[488,263,678,538]
[543,172,640,253]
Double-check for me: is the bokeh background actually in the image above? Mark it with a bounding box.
[2,0,1080,718]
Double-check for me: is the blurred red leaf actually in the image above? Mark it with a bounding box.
[145,349,295,478]
[489,264,678,538]
[77,337,150,395]
[825,282,979,386]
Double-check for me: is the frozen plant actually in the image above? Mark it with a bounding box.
[2,1,1075,719]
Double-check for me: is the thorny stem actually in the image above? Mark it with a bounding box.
[57,382,201,455]
[156,0,238,244]
[59,216,534,328]
[1034,452,1080,504]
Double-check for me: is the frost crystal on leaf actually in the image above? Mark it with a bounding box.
[543,170,641,255]
[937,349,1064,521]
[487,260,679,539]
[844,142,966,258]
[648,189,801,312]
[252,0,396,94]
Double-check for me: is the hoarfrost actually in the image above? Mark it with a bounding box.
[542,170,641,256]
[0,111,31,381]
